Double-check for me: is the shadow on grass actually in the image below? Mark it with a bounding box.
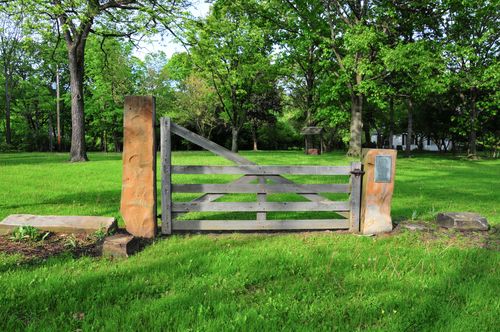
[1,233,498,330]
[0,190,121,217]
[0,153,122,166]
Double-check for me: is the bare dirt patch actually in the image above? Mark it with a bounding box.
[0,232,103,262]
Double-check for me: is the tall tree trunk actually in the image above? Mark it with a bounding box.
[305,44,316,126]
[231,127,239,153]
[48,115,54,152]
[363,121,371,147]
[376,132,382,148]
[405,98,413,157]
[56,65,61,151]
[434,136,443,152]
[347,93,363,157]
[100,132,105,152]
[442,138,448,153]
[305,79,314,126]
[113,130,121,152]
[33,100,41,151]
[67,44,88,161]
[251,123,258,151]
[468,88,478,159]
[388,97,394,149]
[4,65,11,145]
[418,135,424,151]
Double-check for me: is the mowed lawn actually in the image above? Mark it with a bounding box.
[0,151,499,331]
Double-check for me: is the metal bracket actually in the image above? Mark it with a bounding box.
[350,168,365,177]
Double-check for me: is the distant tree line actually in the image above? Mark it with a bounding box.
[0,0,498,159]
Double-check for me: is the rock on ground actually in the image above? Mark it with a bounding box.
[436,212,489,231]
[102,234,140,258]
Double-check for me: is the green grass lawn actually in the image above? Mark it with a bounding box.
[0,151,499,331]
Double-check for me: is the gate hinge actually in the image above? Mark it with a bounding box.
[350,168,365,177]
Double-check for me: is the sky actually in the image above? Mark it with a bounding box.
[132,0,211,60]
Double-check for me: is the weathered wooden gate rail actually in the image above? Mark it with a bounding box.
[172,183,350,194]
[172,165,352,175]
[160,116,363,234]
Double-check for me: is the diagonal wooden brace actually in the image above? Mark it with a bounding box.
[169,121,333,203]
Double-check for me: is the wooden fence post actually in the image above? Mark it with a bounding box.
[349,161,363,232]
[360,149,397,234]
[161,117,172,235]
[120,96,157,238]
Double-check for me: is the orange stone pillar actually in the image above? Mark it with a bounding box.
[120,96,157,238]
[360,149,397,234]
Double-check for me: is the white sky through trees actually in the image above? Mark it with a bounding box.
[133,0,210,60]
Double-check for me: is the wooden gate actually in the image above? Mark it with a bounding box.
[160,117,363,234]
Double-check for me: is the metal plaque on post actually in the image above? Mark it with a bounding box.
[374,155,392,183]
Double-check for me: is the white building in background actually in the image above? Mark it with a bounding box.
[371,134,452,152]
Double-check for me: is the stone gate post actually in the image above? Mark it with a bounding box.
[360,149,397,234]
[120,96,157,238]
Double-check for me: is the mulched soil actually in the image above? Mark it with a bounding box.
[0,232,103,262]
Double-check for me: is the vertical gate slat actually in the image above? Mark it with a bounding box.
[257,176,267,221]
[349,161,362,233]
[161,118,172,235]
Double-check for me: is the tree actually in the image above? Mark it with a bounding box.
[383,41,446,156]
[134,51,219,138]
[321,0,387,157]
[85,37,135,152]
[247,79,282,150]
[133,51,177,120]
[443,0,499,158]
[266,0,327,127]
[2,0,189,161]
[9,35,60,151]
[186,1,275,152]
[176,73,220,139]
[0,12,22,145]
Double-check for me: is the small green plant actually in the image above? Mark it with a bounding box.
[10,226,49,242]
[411,210,419,221]
[92,227,107,241]
[64,235,78,249]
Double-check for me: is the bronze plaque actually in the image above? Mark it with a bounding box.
[374,155,392,183]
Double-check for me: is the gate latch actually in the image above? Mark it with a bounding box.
[350,168,365,177]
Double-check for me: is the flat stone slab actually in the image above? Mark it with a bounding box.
[102,234,139,258]
[0,214,117,235]
[437,212,489,231]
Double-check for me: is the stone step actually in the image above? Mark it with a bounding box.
[0,214,117,235]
